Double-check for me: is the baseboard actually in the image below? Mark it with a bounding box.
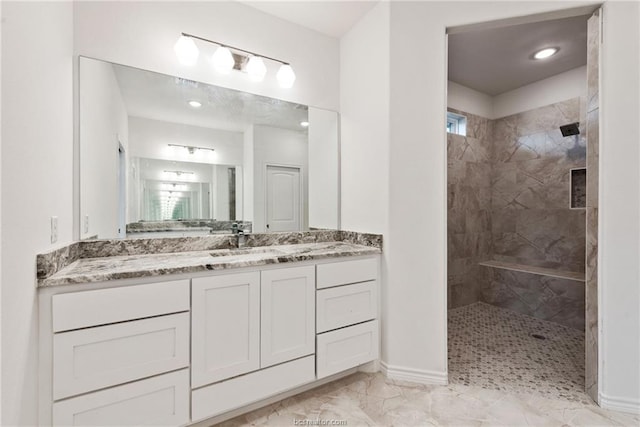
[599,393,640,415]
[380,361,448,385]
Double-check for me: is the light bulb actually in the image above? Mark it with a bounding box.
[246,56,267,81]
[212,46,235,74]
[174,36,199,66]
[277,64,296,88]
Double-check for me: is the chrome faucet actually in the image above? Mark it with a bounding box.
[236,230,247,248]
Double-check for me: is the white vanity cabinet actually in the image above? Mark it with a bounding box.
[191,265,316,422]
[40,254,380,426]
[40,279,191,426]
[315,258,380,379]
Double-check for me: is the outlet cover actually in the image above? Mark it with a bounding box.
[51,216,58,244]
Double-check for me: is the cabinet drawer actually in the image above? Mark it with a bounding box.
[317,320,379,379]
[316,258,377,289]
[52,369,189,426]
[53,313,189,400]
[52,280,189,332]
[192,355,315,422]
[317,281,377,333]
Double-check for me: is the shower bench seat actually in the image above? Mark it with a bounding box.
[478,260,585,282]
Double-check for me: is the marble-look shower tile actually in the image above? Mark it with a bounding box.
[464,209,491,233]
[586,11,600,113]
[586,109,599,207]
[517,99,580,137]
[465,162,491,187]
[585,208,598,400]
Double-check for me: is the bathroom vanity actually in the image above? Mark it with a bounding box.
[37,233,381,426]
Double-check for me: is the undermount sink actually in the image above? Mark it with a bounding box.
[209,247,284,258]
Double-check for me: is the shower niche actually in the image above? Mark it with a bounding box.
[570,168,587,209]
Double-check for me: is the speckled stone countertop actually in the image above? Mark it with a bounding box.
[38,241,380,287]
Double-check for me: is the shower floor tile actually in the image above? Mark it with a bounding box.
[448,301,589,403]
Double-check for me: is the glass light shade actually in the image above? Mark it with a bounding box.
[276,64,296,88]
[212,46,235,74]
[246,56,267,81]
[174,36,199,66]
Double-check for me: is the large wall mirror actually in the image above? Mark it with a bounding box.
[79,57,339,239]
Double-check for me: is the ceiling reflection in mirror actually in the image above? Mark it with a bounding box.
[79,57,339,240]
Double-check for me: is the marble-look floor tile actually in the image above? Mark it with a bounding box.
[215,370,639,426]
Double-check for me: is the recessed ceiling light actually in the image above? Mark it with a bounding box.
[300,121,309,127]
[188,100,202,108]
[533,48,558,60]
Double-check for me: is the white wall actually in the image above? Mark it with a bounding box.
[79,58,128,239]
[308,107,339,229]
[252,125,308,232]
[73,1,339,111]
[214,165,231,221]
[340,0,391,368]
[448,66,587,119]
[493,65,587,118]
[447,81,493,118]
[599,0,640,413]
[128,116,243,165]
[340,2,390,236]
[1,2,74,425]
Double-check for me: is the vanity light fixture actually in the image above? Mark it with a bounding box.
[212,46,235,74]
[188,100,202,108]
[175,32,295,88]
[300,121,309,127]
[163,170,195,176]
[174,35,199,66]
[168,143,215,154]
[246,56,267,82]
[533,47,558,60]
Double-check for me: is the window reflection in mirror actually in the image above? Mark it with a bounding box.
[79,57,339,240]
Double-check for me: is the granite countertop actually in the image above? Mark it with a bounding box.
[39,242,381,287]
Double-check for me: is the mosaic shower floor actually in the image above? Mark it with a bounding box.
[448,301,588,403]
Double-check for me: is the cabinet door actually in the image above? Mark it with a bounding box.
[192,272,260,388]
[261,266,315,368]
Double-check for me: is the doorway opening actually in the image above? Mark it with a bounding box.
[445,7,600,403]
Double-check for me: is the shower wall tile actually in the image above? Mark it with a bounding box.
[447,109,493,309]
[585,10,600,402]
[480,267,585,330]
[490,98,586,273]
[448,99,587,324]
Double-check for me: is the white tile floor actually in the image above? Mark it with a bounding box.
[217,302,639,426]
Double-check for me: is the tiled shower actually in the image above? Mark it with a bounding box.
[446,98,589,398]
[447,98,587,330]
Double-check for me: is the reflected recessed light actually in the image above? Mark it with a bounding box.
[533,48,558,60]
[188,100,202,108]
[300,121,309,127]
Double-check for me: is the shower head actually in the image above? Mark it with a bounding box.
[560,122,580,137]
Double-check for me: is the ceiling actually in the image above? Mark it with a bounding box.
[112,63,308,134]
[448,15,589,96]
[240,1,378,38]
